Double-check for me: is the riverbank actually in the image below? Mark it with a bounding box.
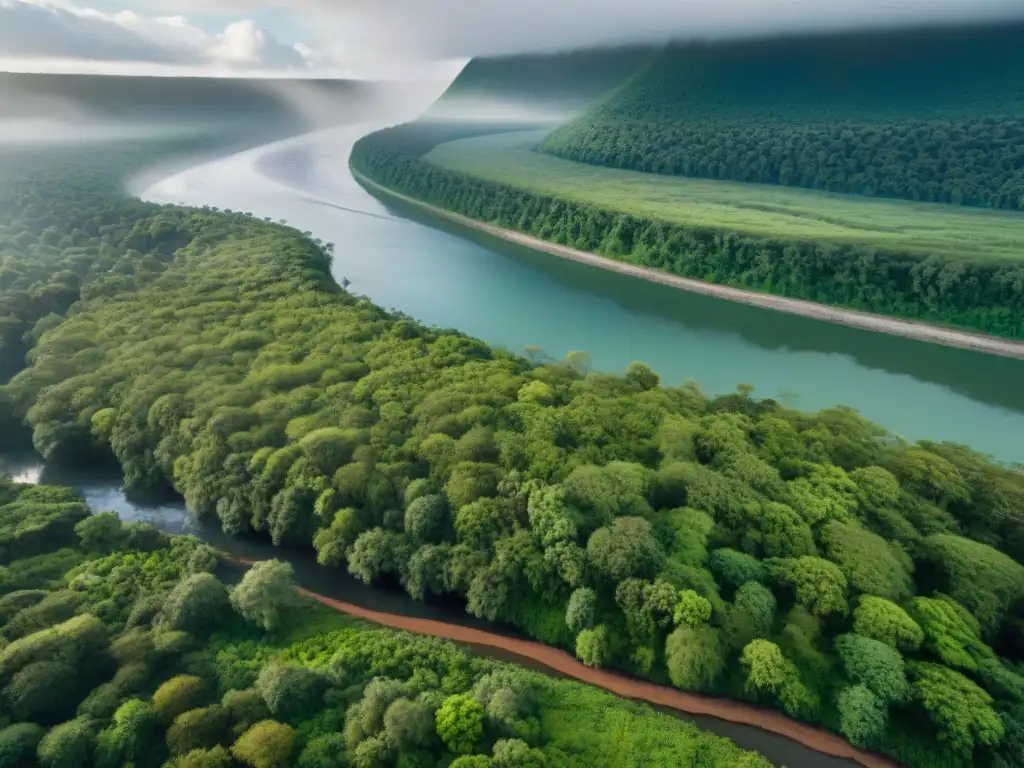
[352,167,1024,361]
[140,125,1024,462]
[0,451,868,767]
[227,553,898,768]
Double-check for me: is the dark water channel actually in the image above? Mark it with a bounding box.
[0,451,857,768]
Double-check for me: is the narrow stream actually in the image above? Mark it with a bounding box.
[0,450,859,768]
[10,115,1008,765]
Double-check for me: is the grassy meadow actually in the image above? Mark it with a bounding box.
[425,130,1024,261]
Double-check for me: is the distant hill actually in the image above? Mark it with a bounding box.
[0,73,412,134]
[424,46,653,123]
[541,24,1024,210]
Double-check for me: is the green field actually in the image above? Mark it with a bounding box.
[425,130,1024,261]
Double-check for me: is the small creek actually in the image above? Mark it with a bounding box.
[0,450,866,768]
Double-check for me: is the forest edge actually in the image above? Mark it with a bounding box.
[225,553,898,768]
[350,168,1024,362]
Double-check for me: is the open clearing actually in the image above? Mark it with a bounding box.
[425,130,1024,261]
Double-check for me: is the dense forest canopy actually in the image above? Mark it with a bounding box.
[541,24,1024,210]
[1,140,1024,767]
[0,473,769,767]
[0,132,297,390]
[351,122,1024,338]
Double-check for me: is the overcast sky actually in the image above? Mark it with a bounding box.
[2,0,1024,78]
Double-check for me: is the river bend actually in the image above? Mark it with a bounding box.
[7,119,1020,767]
[140,123,1024,463]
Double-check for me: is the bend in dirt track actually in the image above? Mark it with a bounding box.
[228,555,899,768]
[351,168,1024,362]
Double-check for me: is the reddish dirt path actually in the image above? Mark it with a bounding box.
[228,555,899,768]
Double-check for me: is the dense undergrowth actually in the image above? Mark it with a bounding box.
[0,129,300,388]
[1,141,1024,767]
[541,25,1024,211]
[351,122,1024,338]
[0,473,771,768]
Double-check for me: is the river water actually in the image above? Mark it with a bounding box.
[7,118,1017,766]
[140,123,1024,464]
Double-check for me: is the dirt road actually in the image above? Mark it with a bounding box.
[352,169,1024,361]
[229,554,899,768]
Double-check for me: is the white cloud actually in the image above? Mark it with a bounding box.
[0,0,181,61]
[0,0,324,72]
[110,11,208,53]
[210,20,306,68]
[5,0,1024,79]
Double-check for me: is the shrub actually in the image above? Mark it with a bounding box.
[0,723,45,768]
[37,718,94,768]
[435,693,484,754]
[255,663,325,722]
[229,561,299,632]
[160,574,230,636]
[167,707,231,756]
[153,676,211,721]
[231,720,295,768]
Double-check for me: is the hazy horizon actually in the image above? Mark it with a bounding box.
[2,0,1024,80]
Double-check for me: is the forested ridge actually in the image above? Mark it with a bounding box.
[351,123,1024,338]
[541,24,1024,210]
[0,131,307,390]
[2,141,1024,767]
[428,46,652,117]
[0,473,769,768]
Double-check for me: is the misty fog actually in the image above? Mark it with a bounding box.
[0,71,457,148]
[315,0,1024,64]
[422,96,579,126]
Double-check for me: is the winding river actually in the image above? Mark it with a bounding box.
[8,116,1024,766]
[139,122,1024,464]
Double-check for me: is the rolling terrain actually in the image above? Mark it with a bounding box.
[426,45,653,122]
[426,130,1024,260]
[351,23,1024,339]
[541,24,1024,210]
[3,110,1024,768]
[2,28,1024,768]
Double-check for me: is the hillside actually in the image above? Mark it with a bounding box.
[541,24,1024,210]
[352,118,1024,338]
[424,46,653,123]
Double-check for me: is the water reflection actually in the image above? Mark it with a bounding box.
[1,452,195,534]
[215,128,1024,460]
[373,186,1024,417]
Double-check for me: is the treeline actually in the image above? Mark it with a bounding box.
[429,46,651,116]
[540,25,1024,210]
[3,142,1024,767]
[351,122,1024,338]
[0,474,770,768]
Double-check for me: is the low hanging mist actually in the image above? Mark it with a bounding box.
[0,71,455,148]
[319,0,1024,63]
